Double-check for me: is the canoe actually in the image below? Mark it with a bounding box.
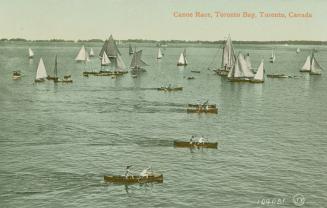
[188,104,216,108]
[157,87,183,91]
[174,141,218,149]
[187,108,218,114]
[191,70,200,73]
[267,74,289,78]
[187,77,195,80]
[104,174,163,184]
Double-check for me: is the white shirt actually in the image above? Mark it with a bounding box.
[198,137,205,143]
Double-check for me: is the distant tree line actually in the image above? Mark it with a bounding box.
[1,38,327,45]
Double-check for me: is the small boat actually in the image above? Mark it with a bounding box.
[89,48,94,57]
[28,48,34,59]
[157,48,163,59]
[267,74,290,78]
[300,55,311,72]
[157,86,183,91]
[250,60,265,83]
[177,49,188,66]
[296,48,301,54]
[35,58,48,82]
[52,55,73,83]
[12,71,21,80]
[191,70,200,73]
[187,76,195,80]
[75,45,89,62]
[130,50,148,73]
[300,52,323,75]
[104,174,163,184]
[187,107,218,114]
[269,50,276,63]
[174,141,218,149]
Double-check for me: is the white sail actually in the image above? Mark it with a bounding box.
[116,54,126,70]
[239,54,254,78]
[28,48,34,58]
[253,60,264,81]
[157,48,163,59]
[36,58,47,80]
[221,34,236,68]
[296,48,301,53]
[75,45,89,61]
[101,51,111,66]
[270,50,276,62]
[89,48,94,57]
[177,53,185,65]
[310,56,323,74]
[301,56,311,72]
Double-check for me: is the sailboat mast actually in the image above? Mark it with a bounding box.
[54,55,58,77]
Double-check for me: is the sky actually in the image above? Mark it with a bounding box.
[0,0,326,41]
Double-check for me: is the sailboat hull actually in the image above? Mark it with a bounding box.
[310,72,321,75]
[34,78,46,83]
[300,69,310,72]
[250,79,264,83]
[177,63,187,66]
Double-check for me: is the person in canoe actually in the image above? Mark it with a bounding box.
[198,136,207,145]
[189,135,195,145]
[125,165,134,178]
[140,166,152,178]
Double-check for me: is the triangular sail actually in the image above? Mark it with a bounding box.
[89,48,94,57]
[253,60,264,81]
[228,53,254,79]
[75,45,89,61]
[101,51,111,66]
[130,50,148,68]
[99,35,124,70]
[177,53,185,65]
[129,44,134,54]
[36,58,47,79]
[301,56,311,71]
[28,48,34,57]
[311,55,323,74]
[157,48,163,59]
[116,54,126,70]
[296,48,300,53]
[239,53,254,78]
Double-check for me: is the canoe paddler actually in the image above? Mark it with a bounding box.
[140,166,152,178]
[198,136,205,145]
[125,165,133,178]
[189,135,195,145]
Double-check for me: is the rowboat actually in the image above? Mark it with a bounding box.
[157,87,183,91]
[187,76,195,80]
[12,71,21,80]
[187,108,218,114]
[174,141,218,149]
[104,174,163,184]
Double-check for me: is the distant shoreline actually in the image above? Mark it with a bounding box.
[0,38,326,45]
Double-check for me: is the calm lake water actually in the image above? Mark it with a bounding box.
[0,42,326,208]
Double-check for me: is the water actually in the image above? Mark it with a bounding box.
[0,42,326,207]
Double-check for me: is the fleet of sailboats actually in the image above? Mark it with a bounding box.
[35,58,48,82]
[28,48,34,59]
[130,50,148,73]
[300,52,323,75]
[177,49,187,66]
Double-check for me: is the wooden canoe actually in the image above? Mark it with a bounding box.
[187,108,218,114]
[157,87,183,91]
[104,174,163,184]
[174,141,218,149]
[267,74,289,78]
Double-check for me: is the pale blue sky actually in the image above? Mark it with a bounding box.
[0,0,326,41]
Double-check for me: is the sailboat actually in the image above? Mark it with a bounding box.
[157,48,163,59]
[300,56,311,72]
[296,48,301,54]
[28,48,34,59]
[177,49,187,66]
[130,50,148,73]
[99,35,127,74]
[250,60,265,83]
[52,55,73,83]
[89,48,95,57]
[216,34,236,76]
[269,50,276,63]
[35,58,48,82]
[300,52,323,75]
[227,53,254,82]
[129,44,134,55]
[75,45,89,62]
